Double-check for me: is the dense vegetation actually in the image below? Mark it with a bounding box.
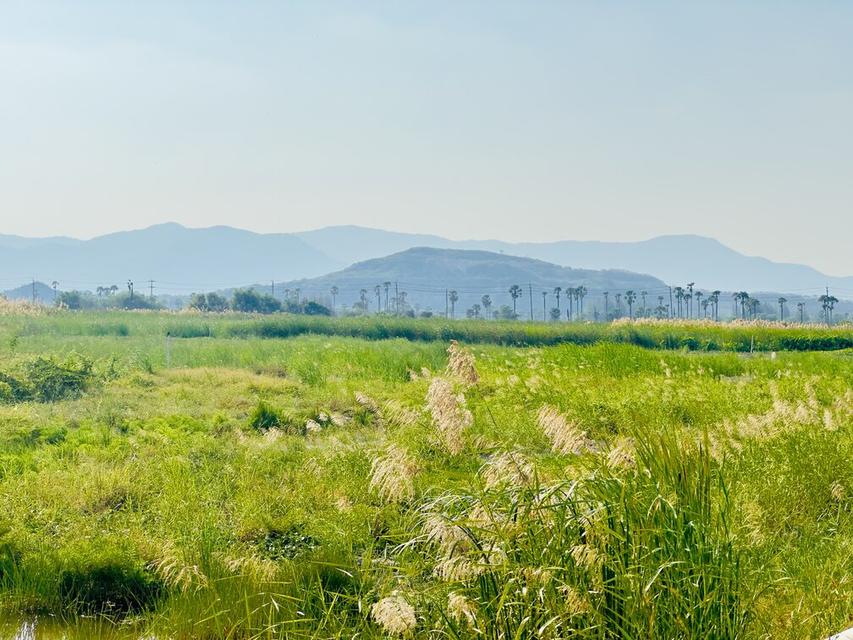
[0,309,850,638]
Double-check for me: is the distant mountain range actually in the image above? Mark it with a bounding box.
[0,222,850,298]
[293,226,853,295]
[265,247,666,318]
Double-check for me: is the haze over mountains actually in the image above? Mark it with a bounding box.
[271,247,666,316]
[0,223,850,299]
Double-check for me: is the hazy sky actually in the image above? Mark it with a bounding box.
[1,2,851,275]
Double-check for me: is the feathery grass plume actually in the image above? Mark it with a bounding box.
[481,451,534,490]
[149,543,208,593]
[305,419,322,434]
[354,391,380,415]
[606,437,636,470]
[370,444,418,503]
[536,405,594,455]
[422,512,469,554]
[426,377,473,455]
[830,481,846,502]
[447,591,478,626]
[434,555,483,582]
[569,543,601,572]
[222,553,279,583]
[0,298,46,317]
[329,411,350,427]
[371,594,417,637]
[447,340,479,385]
[560,585,592,617]
[383,399,422,427]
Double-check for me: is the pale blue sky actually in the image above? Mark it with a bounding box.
[1,1,851,274]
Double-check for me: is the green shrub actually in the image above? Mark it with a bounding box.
[23,353,93,402]
[247,400,282,431]
[58,561,162,614]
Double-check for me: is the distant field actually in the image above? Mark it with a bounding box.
[0,310,851,638]
[2,309,852,353]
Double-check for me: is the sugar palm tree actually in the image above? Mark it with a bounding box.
[51,281,59,301]
[625,290,637,319]
[710,291,721,321]
[383,281,391,311]
[449,290,459,319]
[736,292,751,319]
[602,291,609,320]
[614,292,622,317]
[330,286,339,311]
[777,297,787,321]
[509,285,523,318]
[553,287,562,315]
[541,291,548,321]
[640,291,648,316]
[797,301,805,323]
[686,282,695,318]
[701,298,710,318]
[694,291,703,319]
[673,287,685,318]
[127,280,134,300]
[566,287,575,321]
[481,294,492,319]
[576,286,587,320]
[359,289,369,312]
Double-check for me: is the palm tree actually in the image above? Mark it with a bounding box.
[383,282,391,311]
[625,290,637,319]
[374,285,382,312]
[683,293,692,320]
[96,286,104,297]
[359,289,369,312]
[797,301,805,323]
[127,280,134,300]
[109,284,118,296]
[731,291,739,319]
[640,291,648,316]
[819,294,838,324]
[566,287,575,321]
[553,287,562,315]
[542,291,548,321]
[576,286,587,320]
[481,294,492,319]
[710,291,721,321]
[673,287,685,318]
[449,290,459,319]
[294,288,301,304]
[614,293,622,317]
[603,291,609,320]
[694,291,703,319]
[701,298,710,318]
[330,286,339,311]
[509,285,523,318]
[777,297,787,321]
[51,281,59,302]
[737,292,751,319]
[686,282,695,318]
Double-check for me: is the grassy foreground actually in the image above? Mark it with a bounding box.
[0,310,851,638]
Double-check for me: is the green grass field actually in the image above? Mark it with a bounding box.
[0,310,851,638]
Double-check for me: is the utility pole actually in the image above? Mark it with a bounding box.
[445,289,449,318]
[542,291,547,321]
[148,280,155,302]
[528,283,533,321]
